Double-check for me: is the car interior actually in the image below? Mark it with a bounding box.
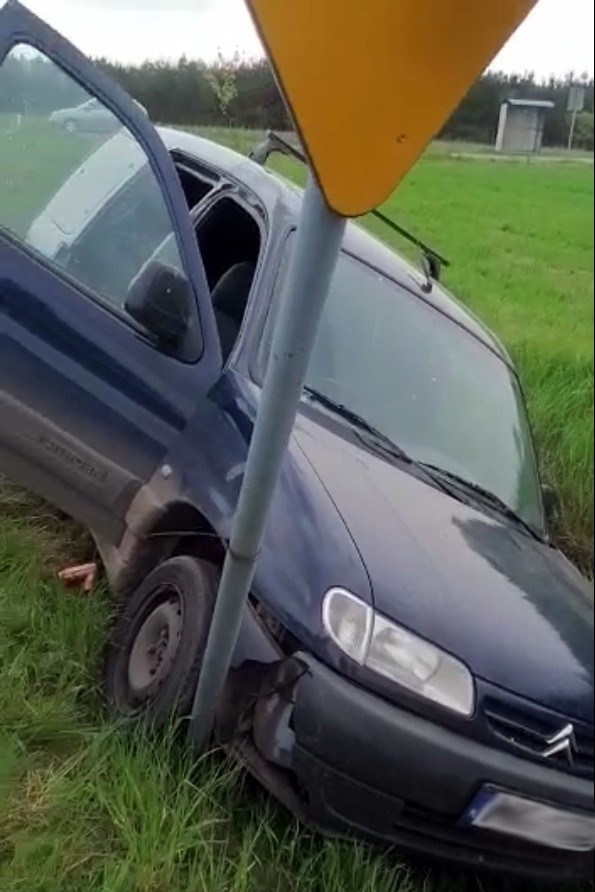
[175,160,262,362]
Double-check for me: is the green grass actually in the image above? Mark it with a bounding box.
[0,122,593,890]
[0,118,105,237]
[181,126,594,164]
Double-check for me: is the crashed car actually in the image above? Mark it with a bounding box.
[0,2,593,884]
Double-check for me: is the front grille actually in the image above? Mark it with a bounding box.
[484,698,594,780]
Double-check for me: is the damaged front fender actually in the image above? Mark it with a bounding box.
[216,655,310,821]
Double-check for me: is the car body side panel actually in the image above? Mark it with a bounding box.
[0,244,220,539]
[136,370,373,616]
[0,388,139,541]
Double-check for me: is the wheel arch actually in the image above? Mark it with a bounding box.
[100,499,227,600]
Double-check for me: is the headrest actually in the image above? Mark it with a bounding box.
[211,262,256,320]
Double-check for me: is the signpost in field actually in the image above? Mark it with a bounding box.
[188,0,538,748]
[567,83,586,151]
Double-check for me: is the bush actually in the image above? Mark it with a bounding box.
[575,112,594,151]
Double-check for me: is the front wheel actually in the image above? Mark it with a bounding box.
[104,555,218,726]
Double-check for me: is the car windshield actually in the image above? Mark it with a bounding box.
[262,249,544,532]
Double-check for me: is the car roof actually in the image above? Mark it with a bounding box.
[160,127,510,363]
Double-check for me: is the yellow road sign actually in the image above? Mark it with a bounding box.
[247,0,537,216]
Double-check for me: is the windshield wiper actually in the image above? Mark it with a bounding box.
[302,387,412,461]
[419,463,543,540]
[302,388,479,506]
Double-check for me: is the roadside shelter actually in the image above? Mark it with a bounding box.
[495,98,554,153]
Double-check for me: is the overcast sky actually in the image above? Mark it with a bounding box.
[14,0,595,76]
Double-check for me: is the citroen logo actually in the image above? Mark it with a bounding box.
[542,723,578,764]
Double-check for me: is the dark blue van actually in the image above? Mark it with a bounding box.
[0,2,593,883]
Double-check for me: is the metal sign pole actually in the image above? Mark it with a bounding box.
[567,84,585,152]
[568,106,578,151]
[188,174,346,750]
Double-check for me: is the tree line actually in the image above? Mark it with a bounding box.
[1,50,593,150]
[97,58,595,150]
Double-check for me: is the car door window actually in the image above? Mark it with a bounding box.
[0,44,188,318]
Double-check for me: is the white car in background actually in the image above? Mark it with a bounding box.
[49,96,148,133]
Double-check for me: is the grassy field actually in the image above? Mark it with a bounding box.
[0,119,104,238]
[0,120,593,891]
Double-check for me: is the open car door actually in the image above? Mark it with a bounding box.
[0,1,222,543]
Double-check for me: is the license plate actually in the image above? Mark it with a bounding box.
[464,787,595,852]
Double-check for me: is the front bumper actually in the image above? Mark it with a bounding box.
[240,653,594,883]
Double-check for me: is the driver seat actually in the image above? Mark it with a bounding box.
[211,262,256,361]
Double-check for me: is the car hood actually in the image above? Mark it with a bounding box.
[295,412,594,725]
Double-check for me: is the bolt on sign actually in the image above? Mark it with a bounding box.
[247,0,537,216]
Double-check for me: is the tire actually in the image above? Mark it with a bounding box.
[104,555,219,726]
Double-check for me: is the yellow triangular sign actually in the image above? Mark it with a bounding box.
[247,0,537,215]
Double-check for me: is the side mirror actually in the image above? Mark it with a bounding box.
[125,261,191,348]
[542,484,560,522]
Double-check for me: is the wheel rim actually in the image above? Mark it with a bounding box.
[127,587,183,702]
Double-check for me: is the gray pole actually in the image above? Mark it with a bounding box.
[568,107,578,151]
[188,174,346,750]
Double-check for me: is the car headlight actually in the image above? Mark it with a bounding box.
[322,588,475,717]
